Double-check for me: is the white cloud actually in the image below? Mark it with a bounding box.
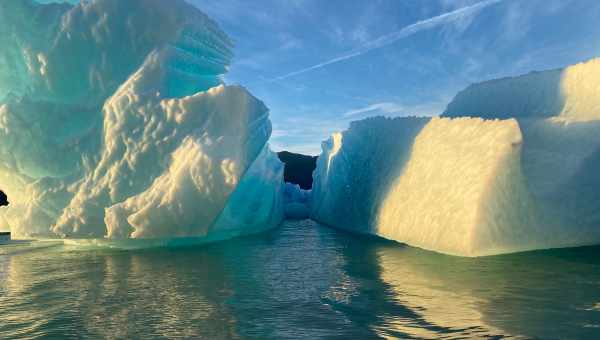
[342,102,404,117]
[266,0,504,82]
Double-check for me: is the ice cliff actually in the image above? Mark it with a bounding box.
[311,58,600,257]
[0,0,284,240]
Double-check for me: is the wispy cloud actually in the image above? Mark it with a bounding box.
[269,98,450,155]
[343,102,404,117]
[265,0,503,82]
[343,100,448,119]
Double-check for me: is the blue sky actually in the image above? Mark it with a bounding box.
[185,0,600,154]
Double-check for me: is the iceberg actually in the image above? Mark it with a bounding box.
[0,0,284,241]
[312,59,600,257]
[283,183,311,220]
[444,58,600,122]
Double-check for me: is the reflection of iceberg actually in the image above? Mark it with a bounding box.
[0,247,241,338]
[373,247,507,338]
[0,0,284,241]
[2,220,599,338]
[375,243,600,339]
[312,59,600,256]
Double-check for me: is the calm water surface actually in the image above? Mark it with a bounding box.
[1,220,600,339]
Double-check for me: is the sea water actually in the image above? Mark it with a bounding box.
[1,220,600,339]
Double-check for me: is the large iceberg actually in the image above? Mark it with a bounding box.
[0,0,284,241]
[311,58,600,257]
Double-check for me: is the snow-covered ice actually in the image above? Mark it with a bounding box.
[0,0,284,241]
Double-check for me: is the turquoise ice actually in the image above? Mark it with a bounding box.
[0,0,284,240]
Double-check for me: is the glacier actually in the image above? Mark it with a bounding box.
[311,58,600,257]
[0,0,284,242]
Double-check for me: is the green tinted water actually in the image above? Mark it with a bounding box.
[1,220,600,339]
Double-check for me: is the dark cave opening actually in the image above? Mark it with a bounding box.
[277,151,317,190]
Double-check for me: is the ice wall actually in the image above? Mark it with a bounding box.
[0,0,284,240]
[375,117,539,256]
[311,117,429,233]
[312,59,600,256]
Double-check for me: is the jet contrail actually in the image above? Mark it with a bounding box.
[266,0,503,82]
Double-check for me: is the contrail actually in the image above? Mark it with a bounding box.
[266,0,503,82]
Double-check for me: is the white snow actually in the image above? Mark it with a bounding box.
[0,0,284,241]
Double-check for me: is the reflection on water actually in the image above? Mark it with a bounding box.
[380,245,600,338]
[1,220,600,339]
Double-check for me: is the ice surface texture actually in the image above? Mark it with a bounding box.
[444,58,600,122]
[0,0,284,240]
[312,59,600,256]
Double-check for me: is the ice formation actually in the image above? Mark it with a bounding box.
[0,0,284,241]
[312,58,600,256]
[444,58,600,122]
[282,183,310,220]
